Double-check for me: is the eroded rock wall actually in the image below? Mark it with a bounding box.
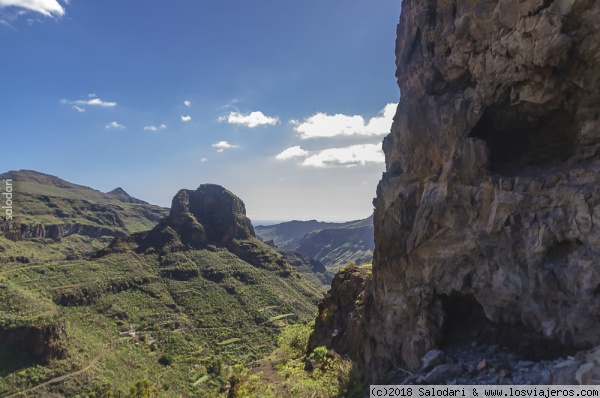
[364,0,600,378]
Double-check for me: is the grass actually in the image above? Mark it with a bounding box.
[217,338,242,346]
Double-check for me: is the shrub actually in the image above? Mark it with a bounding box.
[158,354,172,366]
[277,322,313,359]
[310,346,327,363]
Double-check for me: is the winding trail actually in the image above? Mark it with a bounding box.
[4,343,110,398]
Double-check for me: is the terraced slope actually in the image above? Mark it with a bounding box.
[0,180,320,397]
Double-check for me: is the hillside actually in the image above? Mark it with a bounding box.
[0,170,169,250]
[254,220,348,250]
[255,215,374,271]
[0,179,321,397]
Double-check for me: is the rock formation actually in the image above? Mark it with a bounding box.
[312,0,600,382]
[152,184,254,246]
[0,321,67,363]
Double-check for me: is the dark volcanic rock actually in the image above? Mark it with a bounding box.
[123,184,293,273]
[0,321,67,363]
[308,265,370,355]
[147,184,254,247]
[312,0,600,383]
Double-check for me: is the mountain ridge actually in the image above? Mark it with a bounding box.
[255,215,374,270]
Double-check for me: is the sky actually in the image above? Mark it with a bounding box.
[0,0,401,222]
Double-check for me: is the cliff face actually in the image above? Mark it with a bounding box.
[323,0,600,379]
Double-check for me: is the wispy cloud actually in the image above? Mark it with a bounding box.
[60,95,117,108]
[301,144,384,167]
[291,103,397,139]
[181,115,191,122]
[275,146,308,160]
[0,0,65,17]
[72,106,85,113]
[212,140,238,153]
[219,98,241,110]
[184,100,191,107]
[200,157,208,162]
[218,111,279,128]
[105,121,125,130]
[144,124,167,131]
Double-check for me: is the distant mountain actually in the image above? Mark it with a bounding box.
[106,187,149,204]
[255,215,374,271]
[254,219,348,250]
[0,170,169,245]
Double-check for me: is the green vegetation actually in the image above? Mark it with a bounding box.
[232,322,366,398]
[0,171,324,397]
[0,171,381,397]
[0,240,320,397]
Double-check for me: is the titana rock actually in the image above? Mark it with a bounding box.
[146,184,255,248]
[311,0,600,382]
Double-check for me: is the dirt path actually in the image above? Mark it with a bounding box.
[5,344,109,398]
[246,359,292,398]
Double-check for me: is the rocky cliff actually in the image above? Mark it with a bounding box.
[313,0,600,382]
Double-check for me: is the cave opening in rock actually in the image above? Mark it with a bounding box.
[470,101,576,176]
[439,292,572,360]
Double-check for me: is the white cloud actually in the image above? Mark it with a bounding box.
[200,157,208,162]
[0,0,65,17]
[302,144,384,167]
[275,146,309,161]
[105,121,125,130]
[144,124,167,131]
[218,111,278,128]
[72,106,85,113]
[181,115,191,122]
[184,100,191,107]
[212,140,238,153]
[61,97,117,107]
[292,103,397,139]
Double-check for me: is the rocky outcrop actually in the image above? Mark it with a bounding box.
[127,184,293,273]
[314,0,600,382]
[308,265,370,355]
[0,321,67,363]
[10,222,125,241]
[146,184,254,248]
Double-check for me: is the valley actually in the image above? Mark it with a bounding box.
[0,172,336,397]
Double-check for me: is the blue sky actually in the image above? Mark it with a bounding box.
[0,0,401,222]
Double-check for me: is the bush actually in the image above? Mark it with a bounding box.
[310,346,327,363]
[277,322,314,359]
[158,354,172,366]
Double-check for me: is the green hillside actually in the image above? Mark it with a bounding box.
[1,170,169,247]
[0,178,321,397]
